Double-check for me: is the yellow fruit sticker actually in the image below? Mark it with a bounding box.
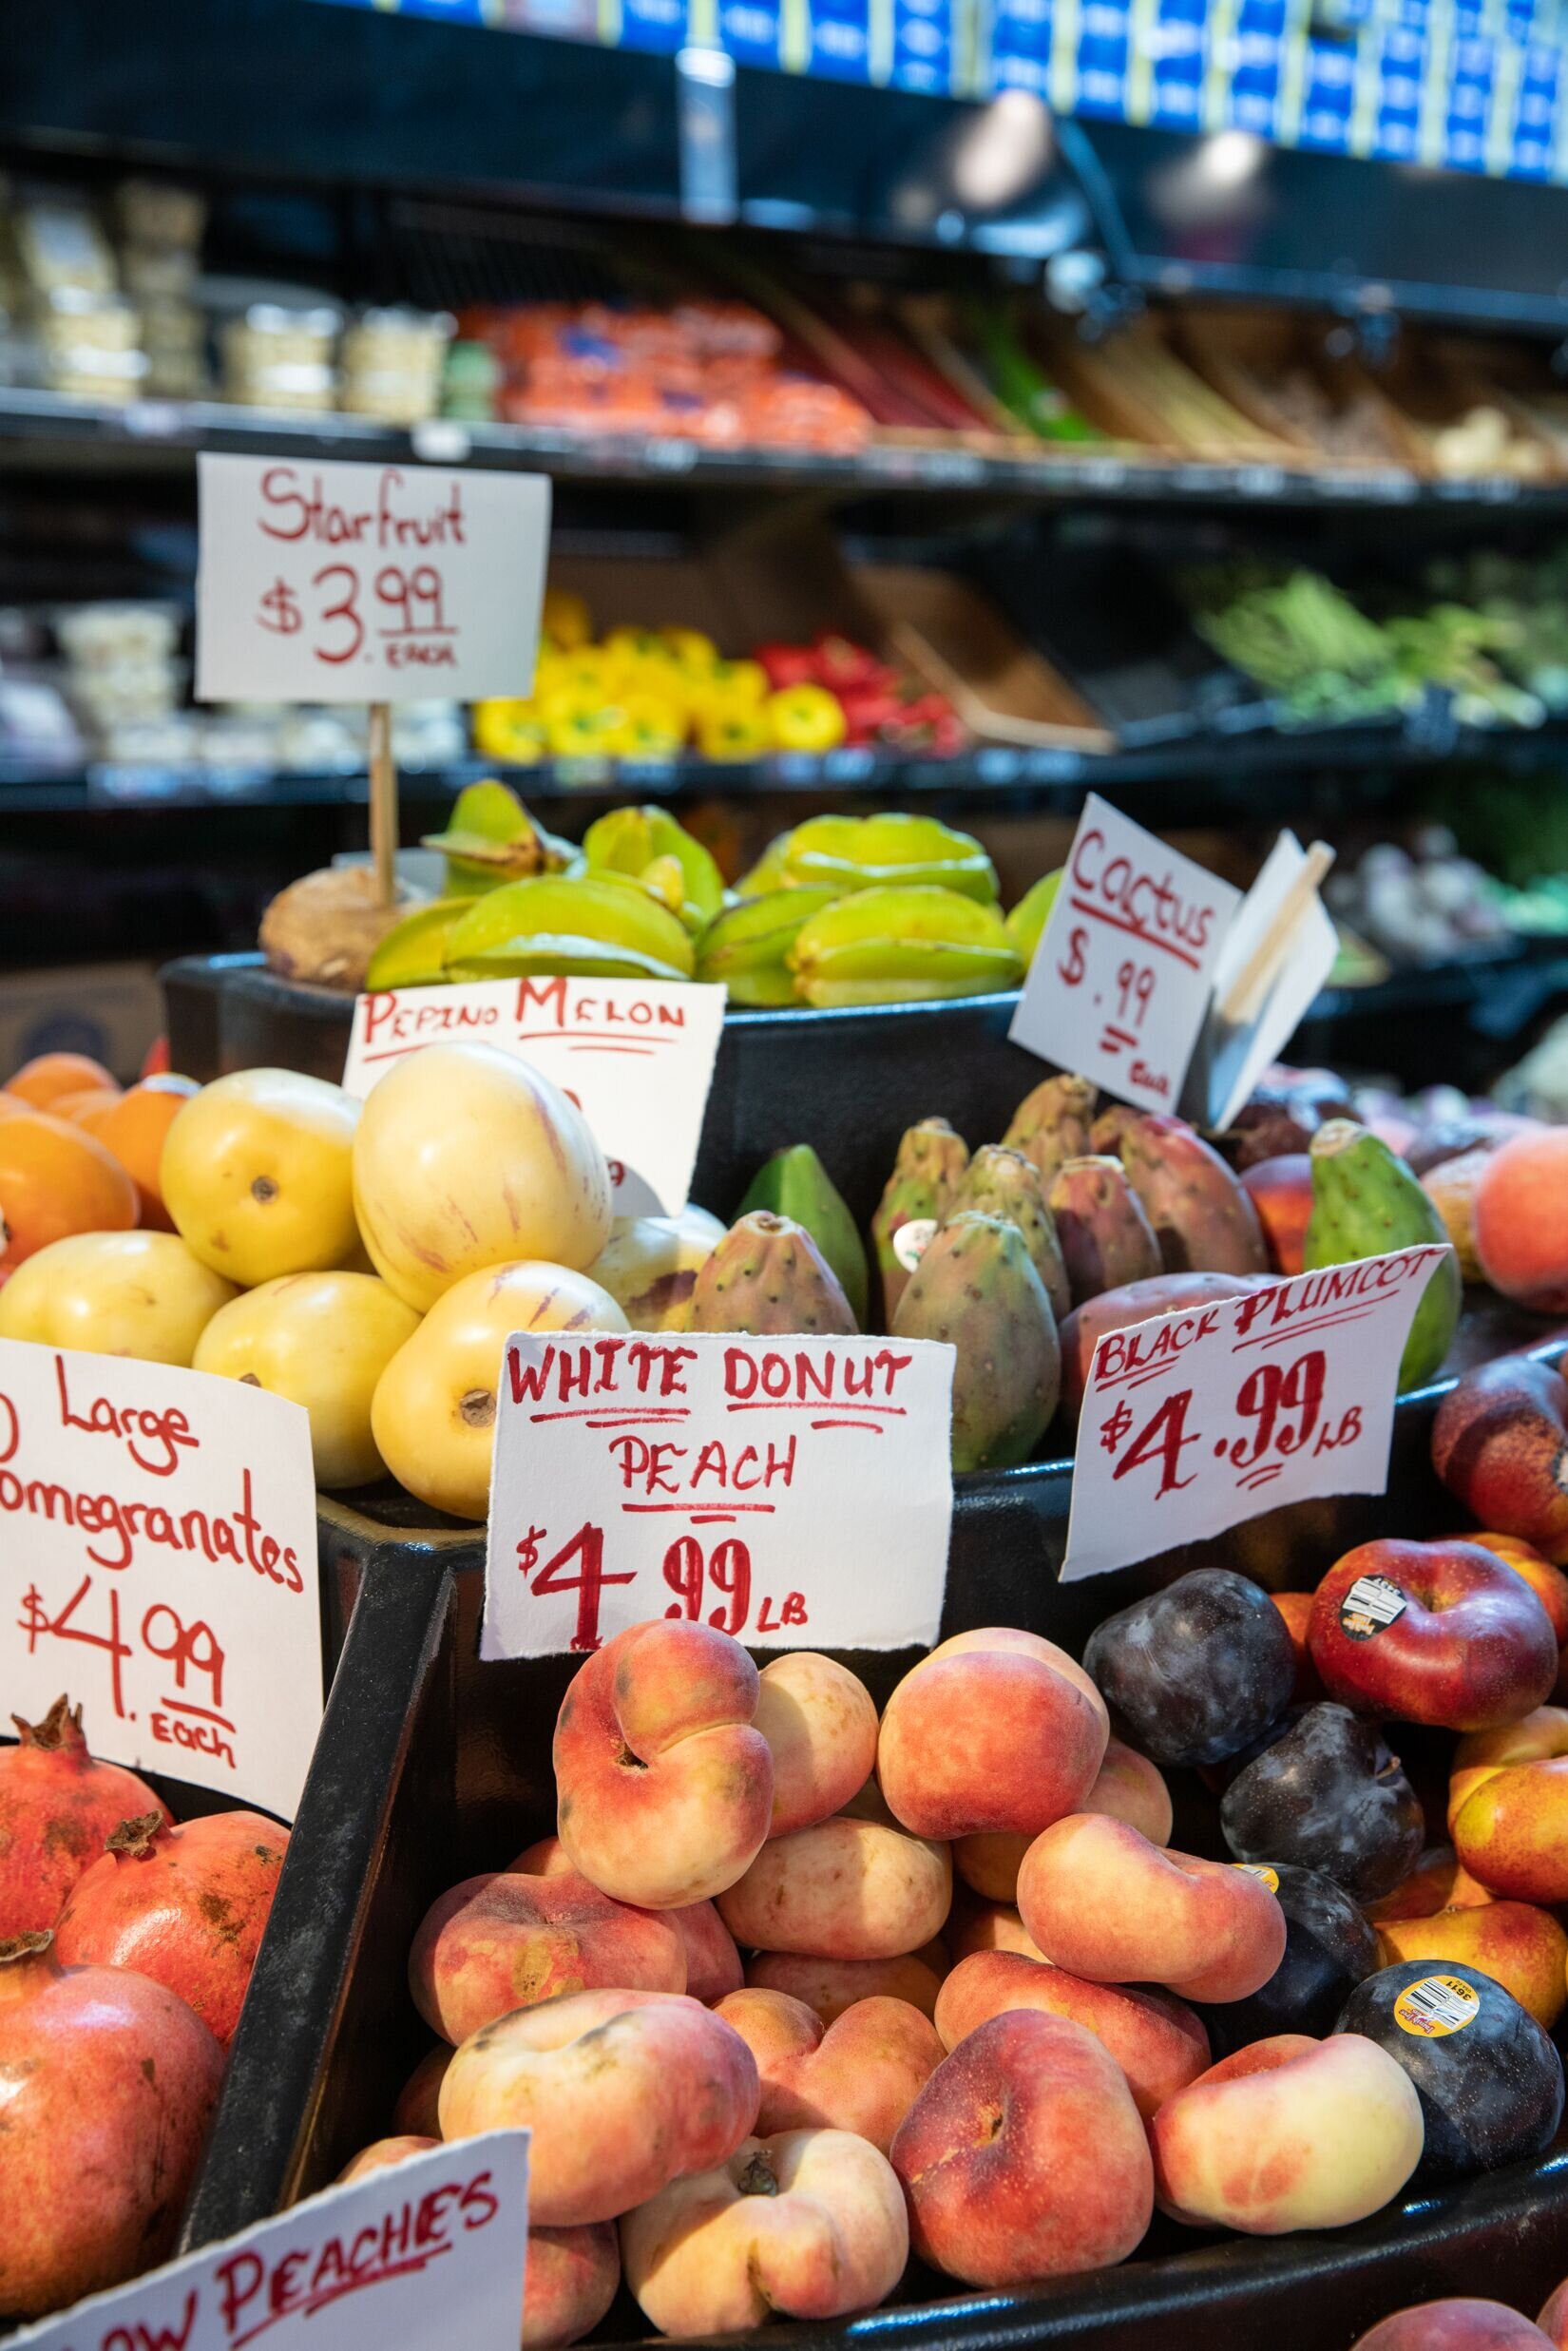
[1393,1975,1480,2038]
[1236,1864,1279,1893]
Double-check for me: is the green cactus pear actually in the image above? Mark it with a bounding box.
[1304,1118,1462,1391]
[892,1211,1060,1472]
[1118,1114,1269,1277]
[1003,1074,1098,1186]
[1047,1155,1162,1304]
[688,1211,857,1337]
[738,1145,868,1328]
[870,1118,970,1328]
[946,1145,1070,1321]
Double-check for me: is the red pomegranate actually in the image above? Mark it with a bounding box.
[0,1695,169,1936]
[54,1807,288,2046]
[0,1928,223,2317]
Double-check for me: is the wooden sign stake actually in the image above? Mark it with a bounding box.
[368,701,398,908]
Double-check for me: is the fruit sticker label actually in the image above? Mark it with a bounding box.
[1236,1863,1280,1892]
[196,453,550,702]
[1009,796,1241,1116]
[892,1218,937,1272]
[342,975,728,1214]
[1339,1575,1408,1639]
[482,1331,955,1657]
[1061,1244,1455,1582]
[6,2131,529,2351]
[1393,1975,1481,2038]
[0,1338,321,1820]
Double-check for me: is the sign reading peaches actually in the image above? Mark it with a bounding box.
[7,2131,530,2351]
[0,1337,321,1819]
[1010,796,1240,1115]
[342,975,726,1215]
[196,453,550,702]
[1061,1244,1456,1582]
[482,1331,955,1658]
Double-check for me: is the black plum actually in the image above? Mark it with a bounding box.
[1336,1959,1564,2176]
[1220,1703,1425,1902]
[1202,1864,1379,2053]
[1081,1568,1295,1768]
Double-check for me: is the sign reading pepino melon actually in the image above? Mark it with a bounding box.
[1010,795,1240,1116]
[1061,1244,1455,1582]
[483,1331,955,1658]
[0,1338,320,1819]
[342,974,727,1215]
[195,452,550,702]
[7,2132,530,2351]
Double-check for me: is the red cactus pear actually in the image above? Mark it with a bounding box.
[1003,1074,1097,1186]
[1119,1114,1269,1276]
[1047,1155,1161,1304]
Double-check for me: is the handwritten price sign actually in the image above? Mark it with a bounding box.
[196,454,550,703]
[1061,1245,1454,1581]
[342,975,726,1215]
[0,1339,321,1819]
[1010,795,1240,1113]
[9,2133,530,2351]
[482,1332,955,1659]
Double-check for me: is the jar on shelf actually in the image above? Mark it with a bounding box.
[338,307,454,424]
[221,303,339,411]
[40,290,146,404]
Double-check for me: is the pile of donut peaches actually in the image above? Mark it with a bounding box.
[341,1528,1568,2345]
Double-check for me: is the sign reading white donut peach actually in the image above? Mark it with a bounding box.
[482,1330,956,1658]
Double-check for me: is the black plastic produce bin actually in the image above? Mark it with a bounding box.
[161,954,1039,1226]
[181,1355,1568,2347]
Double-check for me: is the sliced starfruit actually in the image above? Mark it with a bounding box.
[788,885,1022,1005]
[782,813,999,905]
[421,780,568,894]
[1004,869,1062,971]
[364,898,472,990]
[695,887,841,996]
[583,805,725,933]
[443,873,697,981]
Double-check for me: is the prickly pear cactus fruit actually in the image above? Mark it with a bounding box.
[947,1145,1070,1321]
[1047,1155,1162,1305]
[892,1210,1060,1472]
[1305,1118,1462,1390]
[871,1118,970,1328]
[738,1145,868,1328]
[1118,1114,1269,1278]
[1003,1075,1097,1187]
[1088,1103,1146,1157]
[688,1211,857,1337]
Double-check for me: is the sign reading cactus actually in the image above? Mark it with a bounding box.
[482,1330,955,1657]
[1061,1242,1456,1582]
[1010,795,1241,1118]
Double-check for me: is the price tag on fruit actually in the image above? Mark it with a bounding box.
[1061,1244,1455,1582]
[482,1331,954,1657]
[342,975,727,1215]
[1010,795,1240,1115]
[7,2132,530,2351]
[0,1338,321,1819]
[195,453,550,702]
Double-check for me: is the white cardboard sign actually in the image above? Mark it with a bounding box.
[8,2133,529,2351]
[342,976,727,1215]
[483,1331,955,1657]
[1184,831,1342,1131]
[1010,795,1241,1115]
[0,1339,321,1820]
[196,453,550,702]
[1061,1245,1454,1581]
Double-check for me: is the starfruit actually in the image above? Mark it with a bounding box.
[420,780,570,895]
[788,886,1022,1008]
[1004,870,1062,971]
[695,888,841,1006]
[582,805,725,937]
[782,813,999,905]
[364,898,471,990]
[443,873,696,984]
[734,832,798,897]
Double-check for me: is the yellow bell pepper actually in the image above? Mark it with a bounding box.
[472,699,548,763]
[698,706,774,760]
[541,586,593,649]
[766,683,847,754]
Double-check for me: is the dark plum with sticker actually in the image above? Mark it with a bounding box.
[1220,1703,1425,1902]
[1081,1568,1295,1769]
[1202,1864,1379,2054]
[1335,1959,1564,2175]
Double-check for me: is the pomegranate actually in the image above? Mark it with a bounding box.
[0,1928,223,2317]
[0,1695,168,1936]
[54,1807,288,2046]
